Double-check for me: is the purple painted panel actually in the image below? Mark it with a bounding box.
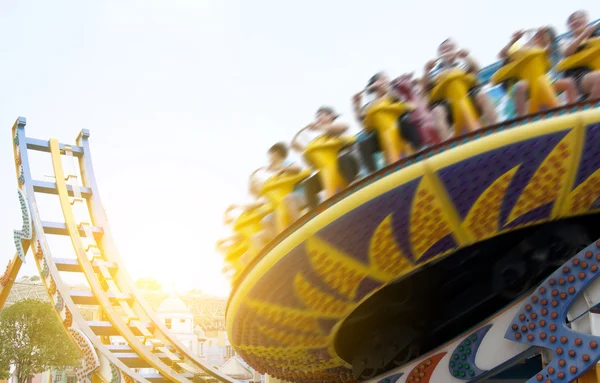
[574,122,600,188]
[437,132,568,223]
[319,179,420,263]
[502,203,554,230]
[418,233,458,264]
[498,132,570,227]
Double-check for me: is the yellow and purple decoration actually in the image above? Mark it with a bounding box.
[227,104,600,383]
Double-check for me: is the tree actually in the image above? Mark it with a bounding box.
[134,277,162,291]
[0,299,81,383]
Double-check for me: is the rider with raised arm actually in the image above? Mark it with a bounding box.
[422,38,498,131]
[292,106,360,206]
[352,72,423,172]
[259,142,307,223]
[292,106,349,152]
[498,27,577,117]
[221,176,276,252]
[560,10,600,100]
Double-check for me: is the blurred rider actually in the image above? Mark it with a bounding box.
[292,106,359,207]
[352,72,423,172]
[422,38,498,134]
[260,142,307,223]
[560,10,600,100]
[498,27,577,116]
[222,176,276,251]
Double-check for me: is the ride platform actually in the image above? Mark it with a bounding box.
[226,101,600,383]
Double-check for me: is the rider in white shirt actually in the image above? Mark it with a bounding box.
[221,175,276,252]
[292,106,360,207]
[422,39,498,131]
[559,10,600,100]
[256,142,308,223]
[292,106,350,150]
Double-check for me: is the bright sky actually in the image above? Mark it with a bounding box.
[0,0,599,298]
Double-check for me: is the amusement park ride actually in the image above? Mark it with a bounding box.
[2,18,600,383]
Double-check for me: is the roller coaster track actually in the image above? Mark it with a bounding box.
[0,117,239,383]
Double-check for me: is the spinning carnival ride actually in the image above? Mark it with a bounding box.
[221,27,600,383]
[226,101,600,383]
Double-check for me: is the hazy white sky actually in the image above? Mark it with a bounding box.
[0,0,599,297]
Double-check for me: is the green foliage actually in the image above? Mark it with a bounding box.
[0,299,81,383]
[185,288,204,296]
[134,277,162,291]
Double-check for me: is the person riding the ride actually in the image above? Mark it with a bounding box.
[352,72,423,172]
[559,10,600,100]
[292,106,360,208]
[390,73,445,145]
[292,106,350,151]
[257,142,307,224]
[498,27,577,117]
[422,38,498,135]
[223,176,276,251]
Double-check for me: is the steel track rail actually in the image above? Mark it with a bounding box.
[11,117,151,383]
[74,130,238,383]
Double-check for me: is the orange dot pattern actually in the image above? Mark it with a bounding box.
[464,166,520,240]
[245,300,322,334]
[238,345,314,364]
[508,132,573,224]
[35,241,43,260]
[0,259,12,287]
[294,274,351,317]
[370,215,412,278]
[406,352,446,383]
[123,374,134,383]
[257,324,329,348]
[69,328,100,383]
[267,365,354,383]
[63,308,73,328]
[48,277,57,295]
[410,180,452,259]
[237,345,354,383]
[306,238,369,299]
[569,169,600,214]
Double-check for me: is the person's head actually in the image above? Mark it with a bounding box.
[438,38,457,56]
[315,106,339,125]
[366,72,390,94]
[248,176,262,197]
[567,10,589,32]
[533,26,557,48]
[268,142,289,164]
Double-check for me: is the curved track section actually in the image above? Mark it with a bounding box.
[6,117,239,383]
[227,104,600,383]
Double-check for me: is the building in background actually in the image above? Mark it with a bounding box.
[1,277,256,383]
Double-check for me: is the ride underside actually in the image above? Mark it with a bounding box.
[2,21,600,383]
